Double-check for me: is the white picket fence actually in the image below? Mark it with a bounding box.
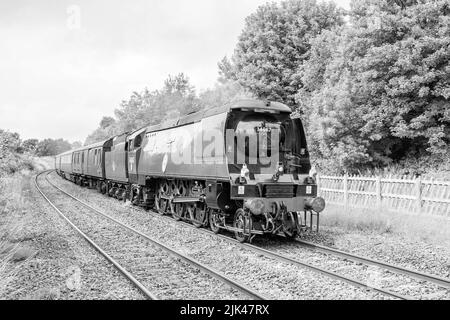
[317,174,450,218]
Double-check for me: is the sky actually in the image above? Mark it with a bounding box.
[0,0,351,143]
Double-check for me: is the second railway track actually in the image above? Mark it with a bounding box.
[294,239,450,290]
[35,170,266,300]
[46,170,445,300]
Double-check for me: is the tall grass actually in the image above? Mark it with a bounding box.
[0,166,33,298]
[0,239,18,297]
[320,205,450,247]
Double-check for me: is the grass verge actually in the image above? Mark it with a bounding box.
[0,156,53,298]
[320,205,450,247]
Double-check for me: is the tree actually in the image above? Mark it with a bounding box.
[221,0,344,107]
[22,139,39,153]
[99,117,115,129]
[0,130,23,175]
[0,130,22,154]
[348,0,450,156]
[199,80,253,109]
[36,138,72,156]
[296,0,450,172]
[71,141,82,149]
[87,74,203,144]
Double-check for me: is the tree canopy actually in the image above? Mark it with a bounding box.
[85,74,251,145]
[83,0,449,175]
[220,0,345,107]
[295,0,450,172]
[36,138,72,156]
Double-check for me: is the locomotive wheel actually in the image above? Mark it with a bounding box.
[160,198,168,214]
[209,209,221,234]
[186,205,201,228]
[283,211,298,239]
[192,203,207,228]
[108,187,115,197]
[172,203,184,221]
[117,188,126,201]
[155,193,168,215]
[177,180,187,197]
[154,193,161,212]
[101,182,107,194]
[156,182,170,215]
[131,189,139,205]
[234,208,252,243]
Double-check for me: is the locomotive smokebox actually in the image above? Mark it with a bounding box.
[305,197,326,213]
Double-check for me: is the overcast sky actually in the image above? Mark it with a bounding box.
[0,0,351,143]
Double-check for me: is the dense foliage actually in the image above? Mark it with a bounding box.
[219,0,344,107]
[294,0,450,172]
[0,129,76,175]
[35,138,73,157]
[85,74,251,145]
[0,130,31,175]
[222,0,450,173]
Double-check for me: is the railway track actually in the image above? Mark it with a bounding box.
[47,171,425,300]
[35,170,266,300]
[183,221,449,299]
[294,239,450,290]
[151,215,416,300]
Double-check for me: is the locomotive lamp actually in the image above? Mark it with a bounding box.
[305,197,326,213]
[304,166,317,184]
[240,163,250,184]
[272,164,284,182]
[309,166,317,180]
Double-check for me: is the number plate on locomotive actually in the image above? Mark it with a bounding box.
[238,186,245,195]
[306,186,312,194]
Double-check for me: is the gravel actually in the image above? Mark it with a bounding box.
[1,174,145,300]
[255,237,450,300]
[47,172,399,300]
[37,177,248,300]
[299,228,450,281]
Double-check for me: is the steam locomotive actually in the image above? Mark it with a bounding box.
[55,99,325,242]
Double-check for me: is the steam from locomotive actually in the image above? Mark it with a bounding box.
[55,99,325,242]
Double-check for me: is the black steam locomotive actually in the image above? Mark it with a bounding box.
[55,99,325,242]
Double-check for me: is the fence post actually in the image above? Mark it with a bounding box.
[343,174,348,208]
[376,176,382,209]
[415,177,422,212]
[316,174,321,196]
